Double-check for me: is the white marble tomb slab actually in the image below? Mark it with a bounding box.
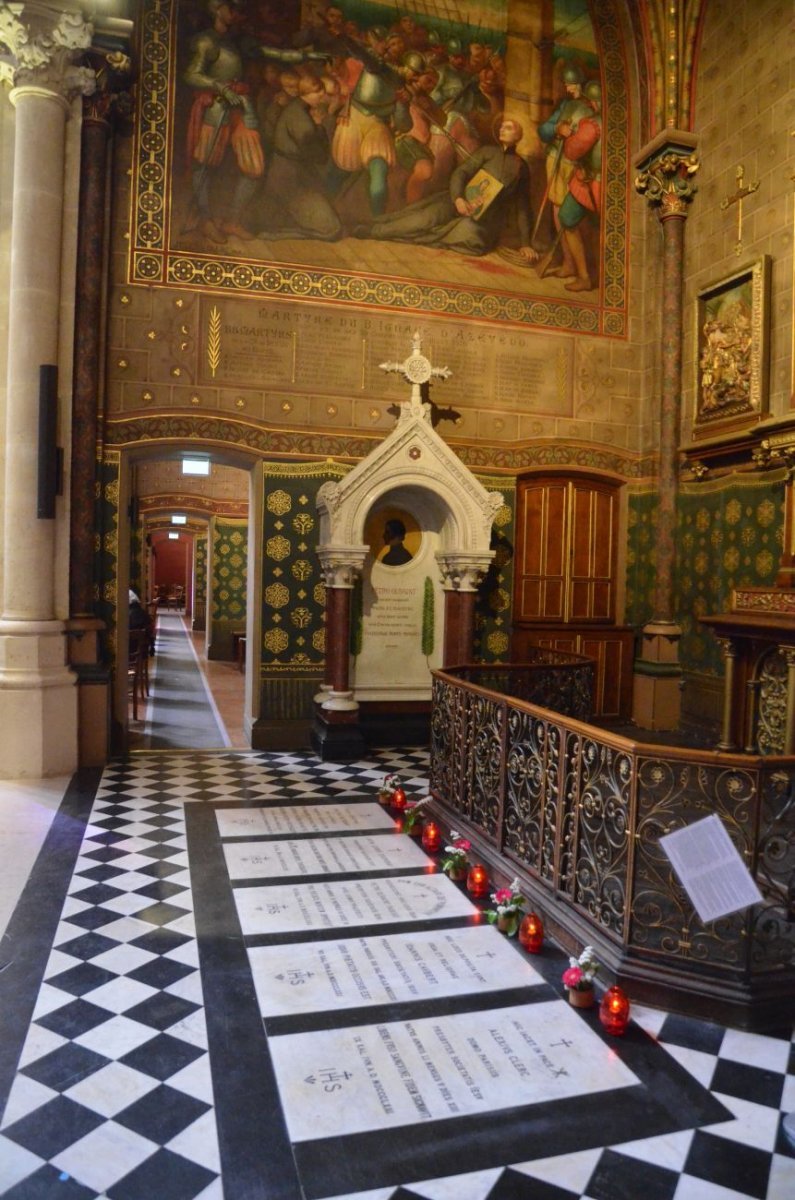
[269,1002,640,1142]
[249,925,544,1017]
[216,803,395,838]
[234,874,475,936]
[224,833,429,880]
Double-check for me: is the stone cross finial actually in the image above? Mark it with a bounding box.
[379,331,452,416]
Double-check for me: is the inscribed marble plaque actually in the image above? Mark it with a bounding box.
[224,833,430,880]
[216,803,395,839]
[269,1002,639,1141]
[234,874,474,936]
[198,298,573,416]
[249,926,544,1017]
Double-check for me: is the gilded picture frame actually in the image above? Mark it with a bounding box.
[694,255,770,437]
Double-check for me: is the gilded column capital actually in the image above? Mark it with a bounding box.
[435,552,493,593]
[635,150,700,216]
[81,46,134,124]
[316,546,368,589]
[0,1,95,102]
[634,131,700,219]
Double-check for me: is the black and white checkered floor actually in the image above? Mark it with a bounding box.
[0,748,792,1199]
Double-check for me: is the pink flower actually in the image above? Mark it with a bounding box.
[494,888,513,905]
[454,838,471,852]
[562,965,583,988]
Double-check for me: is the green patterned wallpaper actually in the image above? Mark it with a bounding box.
[95,452,120,659]
[209,518,247,660]
[625,489,659,633]
[193,534,207,630]
[474,480,516,664]
[626,474,785,676]
[261,462,349,722]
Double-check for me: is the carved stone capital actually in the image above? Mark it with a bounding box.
[81,46,134,124]
[634,142,700,217]
[716,636,739,661]
[317,546,368,589]
[753,435,795,480]
[0,2,95,100]
[436,552,494,593]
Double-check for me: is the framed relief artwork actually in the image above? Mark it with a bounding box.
[694,255,770,437]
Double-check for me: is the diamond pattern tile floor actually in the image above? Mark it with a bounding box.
[0,747,792,1200]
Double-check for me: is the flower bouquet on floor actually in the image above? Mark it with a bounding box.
[377,773,400,806]
[401,796,431,835]
[485,877,526,936]
[562,945,600,1007]
[440,832,471,881]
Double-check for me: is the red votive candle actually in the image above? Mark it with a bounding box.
[466,863,489,897]
[518,912,544,953]
[391,785,407,810]
[599,985,630,1036]
[421,821,441,852]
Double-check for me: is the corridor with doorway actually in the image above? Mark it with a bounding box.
[128,611,247,752]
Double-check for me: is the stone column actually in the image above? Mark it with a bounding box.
[783,647,795,757]
[0,3,95,776]
[632,132,700,731]
[67,66,129,766]
[437,554,492,668]
[715,637,739,752]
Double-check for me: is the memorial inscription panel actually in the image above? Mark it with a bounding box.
[216,803,395,839]
[199,298,573,416]
[269,1002,639,1141]
[249,926,545,1017]
[224,833,430,880]
[234,874,475,936]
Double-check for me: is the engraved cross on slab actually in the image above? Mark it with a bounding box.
[380,331,452,416]
[720,163,760,256]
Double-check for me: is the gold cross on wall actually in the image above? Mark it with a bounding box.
[720,164,760,255]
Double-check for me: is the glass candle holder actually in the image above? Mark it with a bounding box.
[421,821,441,852]
[518,912,544,953]
[599,985,630,1035]
[391,785,407,811]
[466,863,489,897]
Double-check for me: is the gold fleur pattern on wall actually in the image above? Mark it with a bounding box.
[263,628,289,654]
[291,559,312,581]
[292,512,314,535]
[265,583,290,609]
[290,607,311,628]
[486,631,509,655]
[266,535,291,561]
[267,490,292,516]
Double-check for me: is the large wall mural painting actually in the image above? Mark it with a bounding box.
[131,0,629,334]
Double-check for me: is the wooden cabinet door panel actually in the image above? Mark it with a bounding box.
[516,480,568,621]
[569,483,616,622]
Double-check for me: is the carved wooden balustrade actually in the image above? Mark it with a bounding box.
[430,665,795,1031]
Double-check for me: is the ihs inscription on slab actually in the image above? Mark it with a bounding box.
[269,1002,639,1140]
[249,926,544,1017]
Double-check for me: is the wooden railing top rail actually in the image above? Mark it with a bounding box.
[432,667,795,770]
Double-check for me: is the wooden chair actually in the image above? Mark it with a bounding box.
[128,629,149,721]
[146,600,158,653]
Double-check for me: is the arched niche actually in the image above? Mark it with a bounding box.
[312,337,503,758]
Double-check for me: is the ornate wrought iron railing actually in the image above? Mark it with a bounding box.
[430,666,795,1030]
